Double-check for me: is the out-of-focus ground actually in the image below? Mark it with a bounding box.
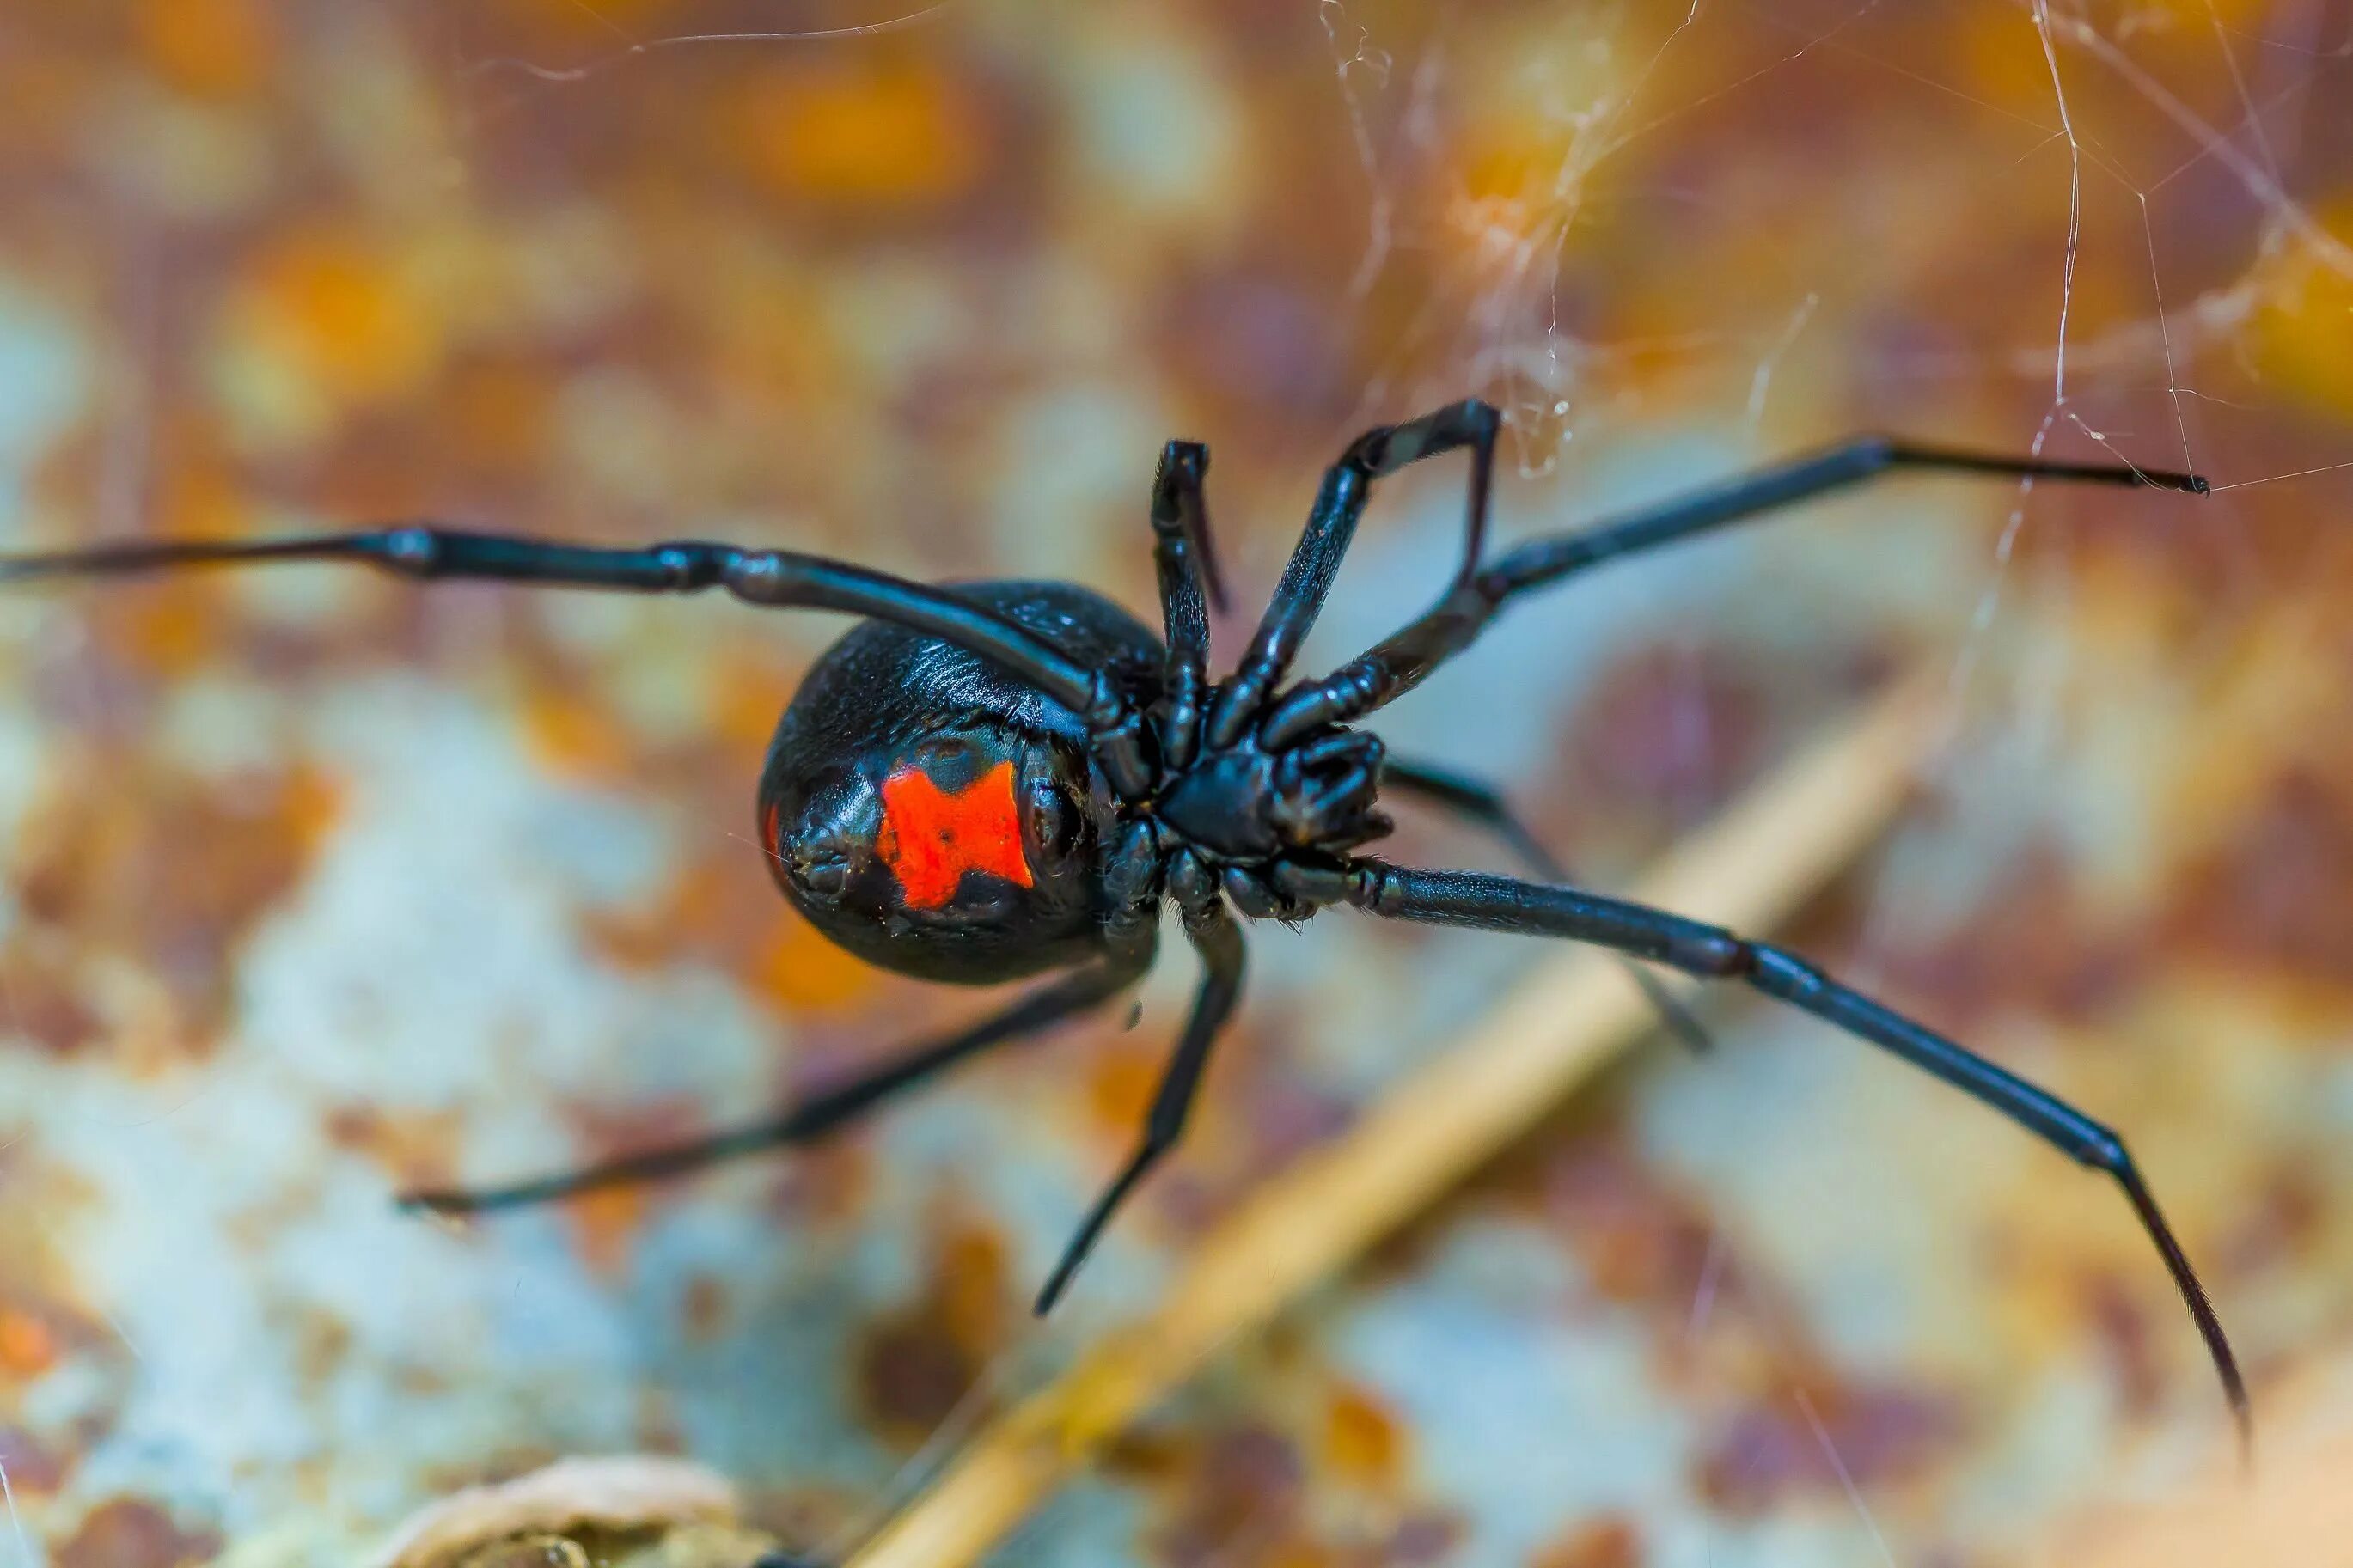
[2,1,2352,1563]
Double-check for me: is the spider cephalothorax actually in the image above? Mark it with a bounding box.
[1150,713,1390,866]
[0,397,2250,1449]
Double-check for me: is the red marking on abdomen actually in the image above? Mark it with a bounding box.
[876,760,1034,910]
[760,799,781,860]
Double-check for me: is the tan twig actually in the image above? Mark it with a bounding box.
[846,673,1946,1568]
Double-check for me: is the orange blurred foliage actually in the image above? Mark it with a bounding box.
[730,57,993,213]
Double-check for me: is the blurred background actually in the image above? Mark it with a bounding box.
[2,0,2351,1563]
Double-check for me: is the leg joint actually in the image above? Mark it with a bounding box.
[382,527,440,574]
[2077,1124,2129,1176]
[1152,442,1209,529]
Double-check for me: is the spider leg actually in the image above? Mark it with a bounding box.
[1206,399,1500,747]
[1151,442,1220,768]
[1378,755,1715,1056]
[1260,437,2208,746]
[1035,881,1246,1314]
[399,949,1152,1217]
[0,527,1108,719]
[1329,861,2250,1451]
[1152,439,1227,625]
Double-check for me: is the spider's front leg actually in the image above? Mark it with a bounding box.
[1206,399,1501,747]
[1262,435,2209,746]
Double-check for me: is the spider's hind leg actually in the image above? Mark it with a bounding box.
[400,953,1151,1217]
[1034,858,1248,1314]
[1378,754,1714,1055]
[1347,860,2251,1451]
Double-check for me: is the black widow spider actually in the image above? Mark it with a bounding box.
[1,397,2247,1446]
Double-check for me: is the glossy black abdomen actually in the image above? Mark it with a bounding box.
[757,581,1161,984]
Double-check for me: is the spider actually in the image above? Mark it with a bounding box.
[2,397,2246,1445]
